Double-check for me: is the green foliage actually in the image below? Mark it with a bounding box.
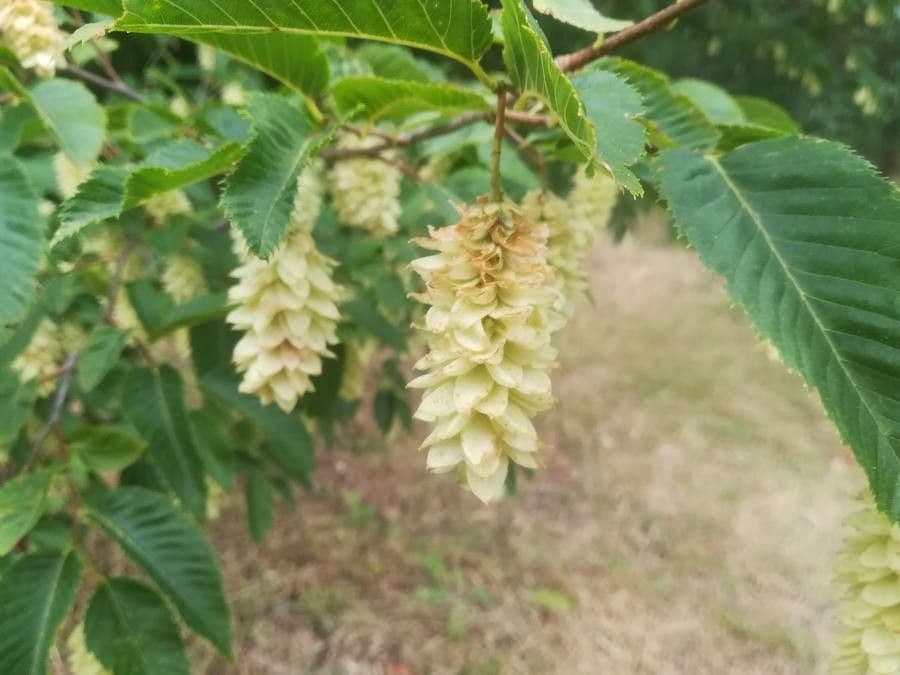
[658,137,900,517]
[1,2,898,672]
[0,551,82,675]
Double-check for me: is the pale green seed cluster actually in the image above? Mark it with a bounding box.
[408,198,557,503]
[831,493,900,675]
[163,254,208,304]
[328,134,402,236]
[0,0,64,77]
[143,190,192,227]
[227,164,343,412]
[12,319,64,397]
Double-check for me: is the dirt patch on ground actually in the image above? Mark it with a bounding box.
[200,237,860,675]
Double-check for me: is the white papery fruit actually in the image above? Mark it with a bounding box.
[143,190,191,226]
[567,167,619,250]
[521,189,587,331]
[54,153,92,199]
[12,319,62,397]
[163,254,207,303]
[0,0,64,77]
[830,493,900,675]
[408,198,557,503]
[227,163,342,412]
[339,339,377,401]
[66,623,110,675]
[328,133,402,236]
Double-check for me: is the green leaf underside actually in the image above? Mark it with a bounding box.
[85,487,231,655]
[501,0,596,164]
[332,77,490,122]
[77,325,128,391]
[532,0,631,35]
[570,67,646,195]
[0,155,43,325]
[115,0,493,74]
[0,468,56,555]
[121,367,207,518]
[0,551,82,675]
[86,577,189,675]
[70,425,147,473]
[658,137,900,520]
[670,78,745,126]
[30,79,107,164]
[597,58,719,151]
[246,469,274,542]
[0,370,37,444]
[735,96,801,135]
[200,368,314,482]
[56,140,243,245]
[221,94,313,258]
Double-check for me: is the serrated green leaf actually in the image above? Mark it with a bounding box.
[570,66,646,195]
[189,409,234,490]
[86,577,190,675]
[115,0,493,81]
[200,368,314,483]
[735,96,801,135]
[221,94,314,258]
[332,77,489,123]
[501,0,596,163]
[30,79,107,164]
[356,44,443,83]
[670,78,744,126]
[55,140,243,245]
[533,0,631,35]
[597,58,719,151]
[0,155,43,326]
[245,468,274,542]
[0,551,82,675]
[121,367,207,518]
[0,468,57,555]
[70,425,147,473]
[0,368,37,444]
[77,324,128,391]
[84,487,231,654]
[657,137,900,520]
[151,293,230,340]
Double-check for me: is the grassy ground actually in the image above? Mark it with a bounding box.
[201,232,861,675]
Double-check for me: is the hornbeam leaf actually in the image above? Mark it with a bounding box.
[0,468,57,555]
[85,488,231,654]
[30,79,107,164]
[86,577,190,675]
[533,0,631,35]
[115,0,494,82]
[0,551,83,675]
[221,94,315,258]
[0,155,43,326]
[501,0,597,164]
[658,137,900,520]
[670,78,744,125]
[332,77,490,123]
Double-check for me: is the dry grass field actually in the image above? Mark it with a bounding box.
[198,228,862,675]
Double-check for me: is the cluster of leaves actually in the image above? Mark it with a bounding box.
[0,1,899,673]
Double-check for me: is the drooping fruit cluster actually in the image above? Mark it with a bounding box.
[568,167,619,251]
[0,0,64,77]
[163,254,208,303]
[831,492,900,675]
[12,319,64,397]
[227,163,343,412]
[408,198,557,503]
[143,189,192,227]
[328,133,402,236]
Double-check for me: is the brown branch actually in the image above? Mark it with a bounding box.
[63,63,147,103]
[555,0,711,73]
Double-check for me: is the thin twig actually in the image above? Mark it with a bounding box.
[504,127,548,187]
[18,352,78,475]
[554,0,711,73]
[490,85,508,202]
[63,63,147,103]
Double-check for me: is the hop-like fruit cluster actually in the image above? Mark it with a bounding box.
[54,153,92,200]
[12,319,63,397]
[568,167,619,250]
[408,198,557,503]
[221,82,247,107]
[66,623,110,675]
[0,0,64,77]
[831,493,900,675]
[328,134,402,236]
[227,164,343,412]
[521,189,584,330]
[163,254,207,303]
[339,339,377,401]
[143,190,191,227]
